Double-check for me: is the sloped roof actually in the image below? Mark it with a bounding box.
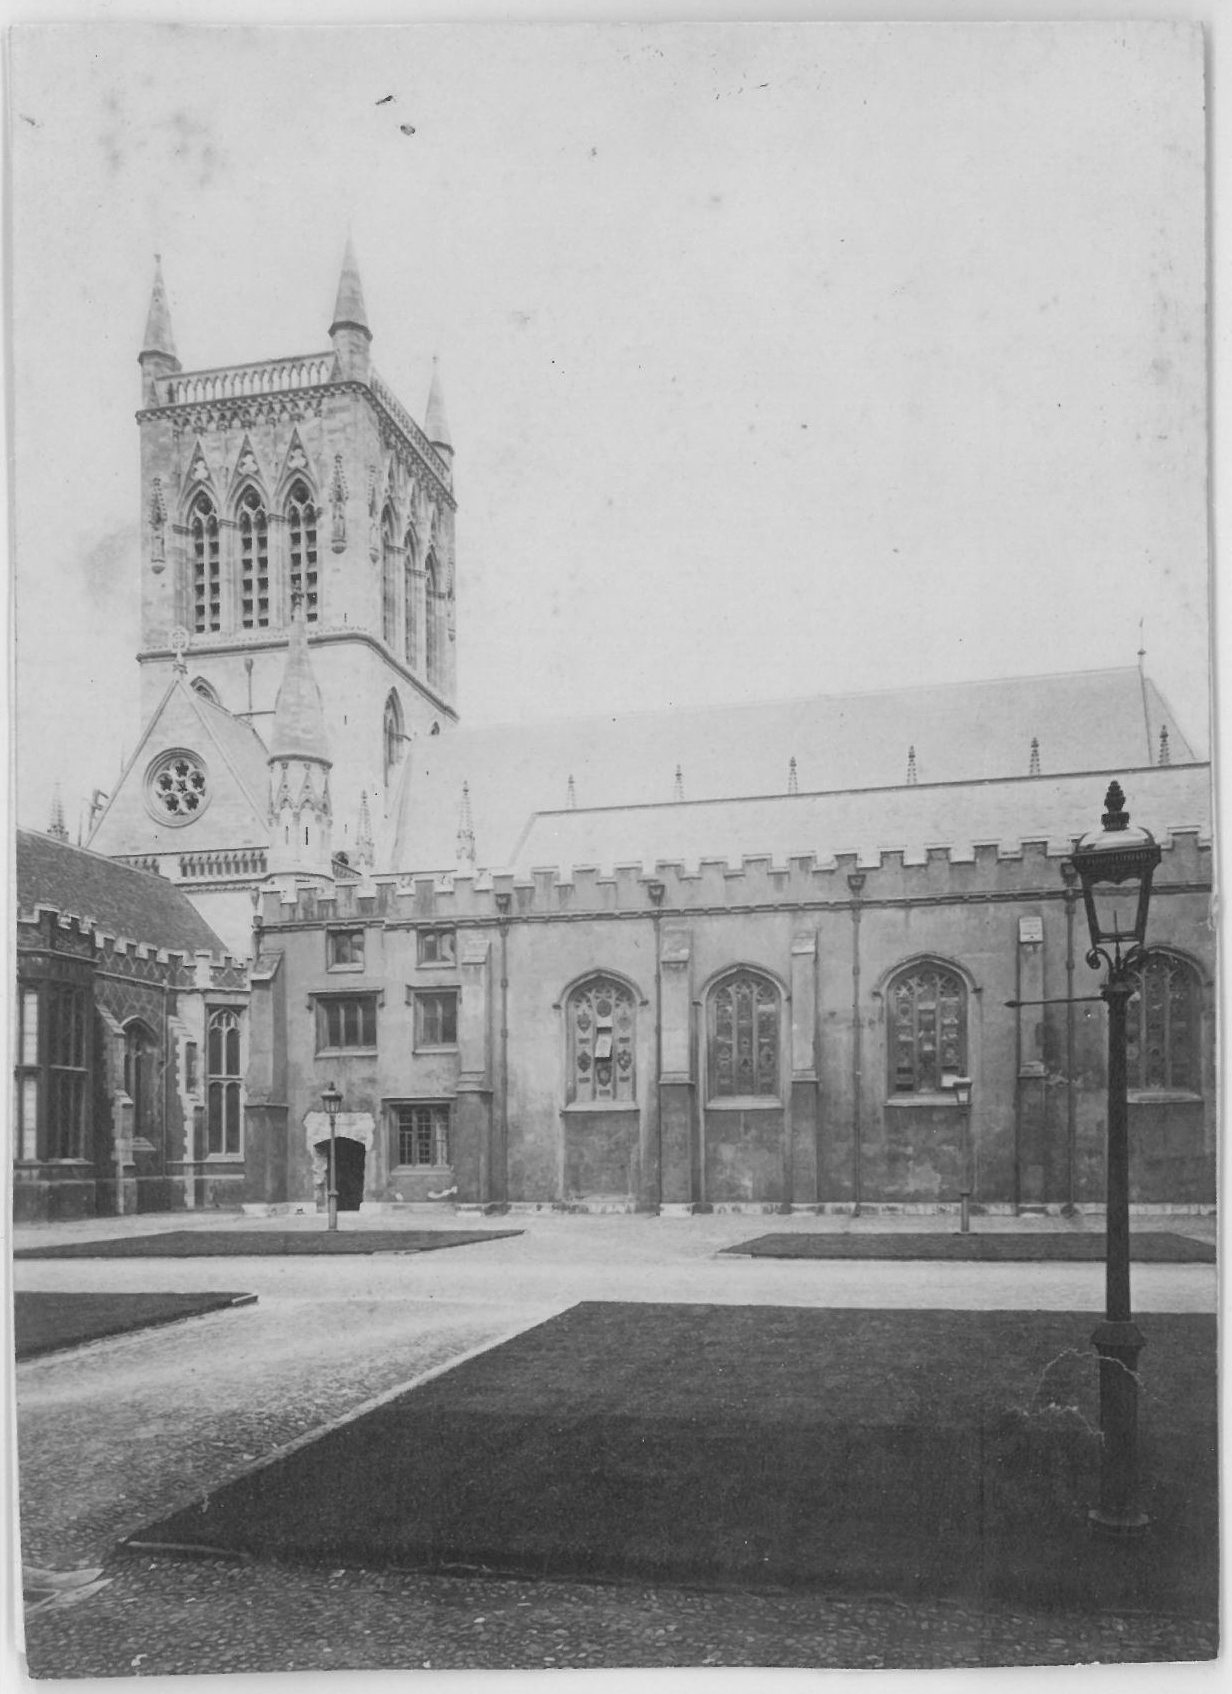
[510,763,1211,878]
[268,609,330,766]
[16,830,232,957]
[387,667,1198,873]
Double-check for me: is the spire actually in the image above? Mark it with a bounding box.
[355,790,375,869]
[673,764,684,802]
[1158,724,1171,766]
[48,785,68,843]
[268,598,331,766]
[906,746,917,786]
[141,255,178,362]
[329,239,372,382]
[1029,737,1041,777]
[330,238,370,338]
[566,774,577,810]
[787,756,798,796]
[425,357,453,459]
[456,781,476,867]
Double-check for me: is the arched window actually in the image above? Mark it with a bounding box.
[708,970,781,1099]
[403,525,418,667]
[236,487,269,629]
[383,691,404,786]
[566,976,637,1104]
[1128,952,1201,1093]
[190,676,220,706]
[888,961,967,1095]
[189,492,220,633]
[381,509,398,649]
[425,550,440,686]
[206,1008,242,1157]
[285,480,319,622]
[123,1020,157,1141]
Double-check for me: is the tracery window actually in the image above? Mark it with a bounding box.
[1127,953,1201,1093]
[425,551,440,687]
[206,1008,242,1157]
[709,970,780,1099]
[286,480,318,621]
[381,509,398,649]
[237,488,270,629]
[888,962,967,1095]
[147,749,209,824]
[190,492,220,633]
[383,691,404,786]
[567,976,636,1104]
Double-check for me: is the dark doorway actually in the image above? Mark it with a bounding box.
[316,1138,366,1211]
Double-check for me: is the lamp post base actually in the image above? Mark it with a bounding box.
[1091,1318,1147,1537]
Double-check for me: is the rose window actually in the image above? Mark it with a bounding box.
[147,751,209,824]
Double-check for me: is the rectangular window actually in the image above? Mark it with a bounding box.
[327,928,366,970]
[391,1103,451,1168]
[45,983,89,1158]
[417,928,457,967]
[413,991,458,1049]
[316,994,378,1051]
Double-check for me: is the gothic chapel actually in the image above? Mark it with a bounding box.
[54,249,1218,1219]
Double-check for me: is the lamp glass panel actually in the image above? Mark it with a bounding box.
[1087,878,1144,945]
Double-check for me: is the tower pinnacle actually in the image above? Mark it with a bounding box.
[329,238,372,381]
[425,357,453,460]
[139,256,181,404]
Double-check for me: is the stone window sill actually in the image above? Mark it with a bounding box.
[1127,1090,1203,1106]
[885,1094,962,1108]
[315,1047,379,1059]
[707,1097,783,1111]
[563,1100,640,1113]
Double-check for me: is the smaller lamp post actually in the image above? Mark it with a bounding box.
[1068,780,1161,1537]
[321,1081,342,1232]
[948,1075,974,1232]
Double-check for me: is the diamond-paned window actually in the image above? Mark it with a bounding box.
[238,487,269,629]
[286,480,318,622]
[147,750,209,824]
[190,493,220,633]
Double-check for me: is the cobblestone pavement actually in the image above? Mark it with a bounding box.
[12,1208,1220,1678]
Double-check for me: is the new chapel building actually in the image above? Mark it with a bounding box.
[22,248,1215,1219]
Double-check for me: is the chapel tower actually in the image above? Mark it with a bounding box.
[135,244,457,855]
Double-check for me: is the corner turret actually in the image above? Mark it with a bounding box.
[425,357,453,465]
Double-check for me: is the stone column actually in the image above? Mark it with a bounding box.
[454,935,494,1209]
[658,928,695,1214]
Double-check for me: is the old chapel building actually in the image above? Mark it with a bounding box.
[27,247,1214,1220]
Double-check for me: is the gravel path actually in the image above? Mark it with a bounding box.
[13,1208,1219,1676]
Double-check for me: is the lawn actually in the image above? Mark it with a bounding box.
[127,1303,1218,1619]
[14,1291,256,1360]
[15,1229,522,1260]
[723,1232,1215,1262]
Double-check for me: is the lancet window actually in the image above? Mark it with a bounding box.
[709,970,781,1099]
[286,481,318,621]
[888,962,967,1095]
[237,488,269,629]
[190,492,220,634]
[1127,952,1201,1093]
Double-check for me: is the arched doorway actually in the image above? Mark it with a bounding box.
[315,1136,366,1211]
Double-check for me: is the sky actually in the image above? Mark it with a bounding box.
[7,18,1212,838]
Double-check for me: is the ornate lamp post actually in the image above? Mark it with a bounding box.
[948,1075,974,1232]
[1068,781,1161,1536]
[321,1081,343,1232]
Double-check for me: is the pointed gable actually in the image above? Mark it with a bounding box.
[88,673,271,859]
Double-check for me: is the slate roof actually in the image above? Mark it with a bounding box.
[16,830,232,957]
[509,763,1212,879]
[386,667,1198,873]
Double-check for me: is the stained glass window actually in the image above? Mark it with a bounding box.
[710,971,780,1099]
[190,493,220,633]
[237,487,269,628]
[1127,953,1200,1093]
[568,977,636,1104]
[286,480,318,621]
[889,963,966,1094]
